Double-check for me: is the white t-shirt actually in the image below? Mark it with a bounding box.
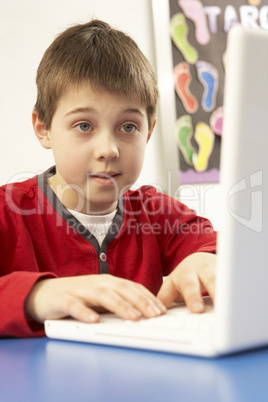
[68,209,117,246]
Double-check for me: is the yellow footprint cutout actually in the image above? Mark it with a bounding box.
[175,115,196,166]
[193,122,215,172]
[170,13,198,64]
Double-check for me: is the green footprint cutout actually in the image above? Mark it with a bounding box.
[175,115,196,166]
[170,13,198,64]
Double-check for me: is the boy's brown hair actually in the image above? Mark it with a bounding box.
[34,20,159,130]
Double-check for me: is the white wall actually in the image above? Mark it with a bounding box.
[0,0,162,187]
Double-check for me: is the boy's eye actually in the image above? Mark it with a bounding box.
[120,124,136,133]
[77,123,92,132]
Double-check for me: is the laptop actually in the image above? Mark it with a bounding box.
[45,25,268,357]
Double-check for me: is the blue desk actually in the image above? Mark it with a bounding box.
[1,337,268,402]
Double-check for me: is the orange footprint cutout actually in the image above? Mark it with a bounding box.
[174,62,198,114]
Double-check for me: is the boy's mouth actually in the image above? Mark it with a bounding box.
[89,171,120,179]
[88,171,121,185]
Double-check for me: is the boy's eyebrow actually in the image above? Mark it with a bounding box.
[64,107,95,117]
[64,107,146,118]
[124,108,146,118]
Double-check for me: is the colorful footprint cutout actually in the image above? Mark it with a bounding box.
[193,122,215,172]
[222,50,227,71]
[210,106,224,136]
[174,62,198,113]
[170,13,198,64]
[179,0,210,45]
[175,115,196,166]
[196,61,219,112]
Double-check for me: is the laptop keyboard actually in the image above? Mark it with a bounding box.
[125,303,213,332]
[100,297,214,334]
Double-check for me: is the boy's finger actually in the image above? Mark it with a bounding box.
[97,278,167,318]
[158,274,205,313]
[120,282,167,317]
[157,277,183,308]
[198,266,216,301]
[67,300,101,323]
[43,295,101,324]
[184,295,205,313]
[178,273,205,313]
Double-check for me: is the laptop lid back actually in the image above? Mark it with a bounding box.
[214,25,268,354]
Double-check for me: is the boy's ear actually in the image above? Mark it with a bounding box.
[32,110,51,149]
[147,118,157,143]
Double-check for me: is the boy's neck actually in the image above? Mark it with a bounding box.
[46,174,118,216]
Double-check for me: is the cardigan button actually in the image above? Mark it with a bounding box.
[100,252,107,263]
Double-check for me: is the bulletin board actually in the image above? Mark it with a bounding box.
[154,0,268,185]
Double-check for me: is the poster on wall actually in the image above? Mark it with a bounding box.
[169,0,268,184]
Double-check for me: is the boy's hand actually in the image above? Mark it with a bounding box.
[24,274,167,324]
[157,252,216,313]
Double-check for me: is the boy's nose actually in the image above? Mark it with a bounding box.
[94,132,119,161]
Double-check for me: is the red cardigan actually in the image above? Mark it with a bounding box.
[0,166,217,338]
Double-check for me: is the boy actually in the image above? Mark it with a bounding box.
[0,20,217,338]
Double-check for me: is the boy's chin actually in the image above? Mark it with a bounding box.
[77,197,119,215]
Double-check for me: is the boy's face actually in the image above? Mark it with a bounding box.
[34,83,155,214]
